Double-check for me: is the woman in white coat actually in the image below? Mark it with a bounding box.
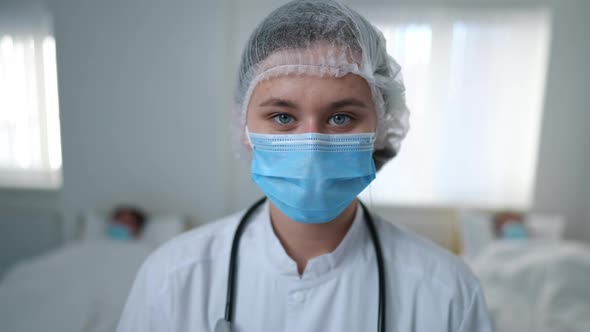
[117,1,493,331]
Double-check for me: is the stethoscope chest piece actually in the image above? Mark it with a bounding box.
[215,319,232,332]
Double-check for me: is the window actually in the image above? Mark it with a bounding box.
[0,5,62,189]
[360,7,551,209]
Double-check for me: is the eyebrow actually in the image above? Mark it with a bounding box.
[329,98,368,110]
[259,98,298,109]
[258,97,368,110]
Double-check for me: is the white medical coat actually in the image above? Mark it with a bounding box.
[117,202,493,332]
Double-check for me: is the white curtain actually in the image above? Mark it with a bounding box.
[0,4,62,189]
[359,7,551,209]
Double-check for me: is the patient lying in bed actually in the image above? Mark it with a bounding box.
[472,241,590,332]
[0,205,154,332]
[106,206,148,241]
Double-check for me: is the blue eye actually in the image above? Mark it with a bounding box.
[273,113,294,125]
[329,114,351,126]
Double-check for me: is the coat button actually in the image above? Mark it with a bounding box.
[290,291,305,303]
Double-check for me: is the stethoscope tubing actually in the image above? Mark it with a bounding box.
[220,197,386,332]
[223,197,267,322]
[359,199,386,332]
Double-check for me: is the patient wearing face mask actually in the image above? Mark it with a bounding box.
[106,206,148,241]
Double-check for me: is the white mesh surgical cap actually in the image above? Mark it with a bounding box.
[234,0,410,170]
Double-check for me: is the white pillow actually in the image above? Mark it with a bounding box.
[142,214,187,247]
[458,210,495,260]
[525,214,565,242]
[77,211,186,247]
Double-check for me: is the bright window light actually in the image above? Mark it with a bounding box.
[360,7,551,209]
[0,8,62,189]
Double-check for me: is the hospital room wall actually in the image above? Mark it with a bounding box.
[0,0,234,239]
[53,0,234,238]
[532,0,590,242]
[0,0,589,244]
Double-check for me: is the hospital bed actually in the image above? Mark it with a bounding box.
[374,207,590,332]
[458,211,590,332]
[471,240,590,332]
[0,207,63,278]
[0,210,191,332]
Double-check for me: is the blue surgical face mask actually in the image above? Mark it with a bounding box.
[248,131,376,223]
[501,222,528,240]
[106,223,133,241]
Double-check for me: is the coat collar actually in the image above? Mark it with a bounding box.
[253,200,368,280]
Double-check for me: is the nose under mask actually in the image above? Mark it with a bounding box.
[248,131,376,223]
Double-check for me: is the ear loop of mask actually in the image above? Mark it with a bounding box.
[244,127,254,149]
[364,147,377,210]
[367,182,375,210]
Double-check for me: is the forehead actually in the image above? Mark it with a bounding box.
[249,73,373,106]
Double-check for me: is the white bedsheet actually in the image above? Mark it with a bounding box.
[0,240,152,332]
[471,241,590,332]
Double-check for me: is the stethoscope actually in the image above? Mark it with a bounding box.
[215,197,386,332]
